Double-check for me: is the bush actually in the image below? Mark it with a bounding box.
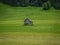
[42,1,51,10]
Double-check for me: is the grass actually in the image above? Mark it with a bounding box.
[0,4,60,20]
[0,3,60,33]
[0,32,60,45]
[0,3,60,45]
[0,20,60,33]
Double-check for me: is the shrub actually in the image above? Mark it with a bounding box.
[42,1,51,10]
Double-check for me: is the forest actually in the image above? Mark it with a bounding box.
[0,0,60,10]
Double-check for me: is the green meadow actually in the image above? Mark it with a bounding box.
[0,3,60,45]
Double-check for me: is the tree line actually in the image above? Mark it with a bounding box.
[0,0,60,10]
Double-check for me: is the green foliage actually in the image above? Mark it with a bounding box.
[50,0,60,9]
[42,1,51,10]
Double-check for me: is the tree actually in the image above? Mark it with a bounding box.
[42,1,51,10]
[50,0,60,9]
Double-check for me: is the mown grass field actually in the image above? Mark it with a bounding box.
[0,3,60,45]
[0,32,60,45]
